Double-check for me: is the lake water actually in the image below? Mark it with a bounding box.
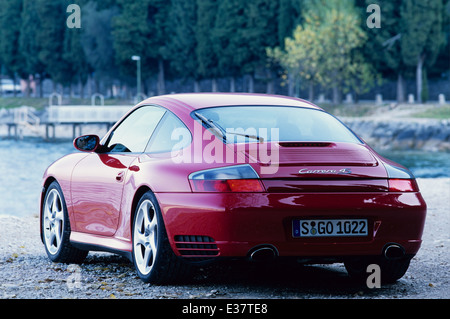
[1,138,449,217]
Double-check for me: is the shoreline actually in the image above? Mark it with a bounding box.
[1,117,449,152]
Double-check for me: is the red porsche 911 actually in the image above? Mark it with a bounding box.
[40,93,426,284]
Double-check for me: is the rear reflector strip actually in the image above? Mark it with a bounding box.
[190,179,265,192]
[388,179,418,192]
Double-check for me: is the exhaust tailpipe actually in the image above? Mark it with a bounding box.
[383,244,405,260]
[249,246,278,261]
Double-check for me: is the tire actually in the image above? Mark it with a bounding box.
[42,181,88,264]
[132,191,190,284]
[344,255,412,284]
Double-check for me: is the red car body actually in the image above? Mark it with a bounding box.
[40,93,426,283]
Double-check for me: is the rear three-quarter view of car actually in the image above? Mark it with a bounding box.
[40,93,427,284]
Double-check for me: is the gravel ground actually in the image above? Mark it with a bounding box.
[0,178,449,300]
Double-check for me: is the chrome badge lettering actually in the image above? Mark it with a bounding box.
[298,168,352,175]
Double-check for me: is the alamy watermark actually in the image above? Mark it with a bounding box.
[66,4,81,29]
[366,4,381,29]
[171,122,280,174]
[66,264,83,291]
[366,264,381,289]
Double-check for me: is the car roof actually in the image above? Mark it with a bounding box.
[139,93,322,115]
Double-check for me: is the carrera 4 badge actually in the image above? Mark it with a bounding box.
[298,168,352,175]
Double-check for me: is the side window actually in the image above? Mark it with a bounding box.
[106,106,166,153]
[146,112,191,153]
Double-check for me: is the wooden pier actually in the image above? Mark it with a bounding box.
[0,94,132,140]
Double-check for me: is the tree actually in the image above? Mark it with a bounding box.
[19,0,47,97]
[243,0,280,93]
[268,0,376,103]
[0,0,24,96]
[81,1,120,95]
[211,0,280,93]
[316,0,370,104]
[362,0,407,103]
[166,0,200,91]
[113,0,170,95]
[400,0,446,103]
[277,0,303,49]
[196,0,220,91]
[267,23,324,100]
[63,23,90,97]
[34,0,69,91]
[212,0,248,90]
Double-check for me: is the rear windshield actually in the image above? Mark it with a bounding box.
[193,106,361,144]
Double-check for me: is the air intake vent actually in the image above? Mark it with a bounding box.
[174,235,219,257]
[279,142,333,147]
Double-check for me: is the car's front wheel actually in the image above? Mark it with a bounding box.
[132,191,190,284]
[42,181,88,263]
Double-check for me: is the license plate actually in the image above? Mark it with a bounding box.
[292,219,368,238]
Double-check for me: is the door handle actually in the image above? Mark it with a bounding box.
[116,171,124,182]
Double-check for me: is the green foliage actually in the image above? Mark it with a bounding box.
[268,0,378,103]
[363,0,405,77]
[0,0,24,79]
[81,1,119,81]
[213,0,248,78]
[166,0,198,81]
[34,0,67,85]
[195,0,219,80]
[421,68,429,103]
[19,0,45,77]
[112,0,170,93]
[400,0,445,69]
[0,0,447,99]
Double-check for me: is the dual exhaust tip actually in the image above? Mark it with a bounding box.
[249,245,278,261]
[248,243,405,261]
[383,243,405,260]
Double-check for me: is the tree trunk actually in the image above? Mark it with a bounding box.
[39,74,44,98]
[396,73,405,103]
[332,84,341,105]
[13,75,17,97]
[247,74,254,93]
[194,80,200,93]
[80,80,85,99]
[416,53,425,104]
[266,69,275,94]
[211,78,218,92]
[157,59,165,95]
[230,77,235,92]
[288,72,294,96]
[308,82,314,101]
[25,77,31,97]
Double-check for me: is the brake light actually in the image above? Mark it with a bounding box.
[190,179,264,192]
[388,179,418,192]
[189,164,265,192]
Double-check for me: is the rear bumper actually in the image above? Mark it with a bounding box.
[156,192,426,260]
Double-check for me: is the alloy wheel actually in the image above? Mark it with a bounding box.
[133,199,158,276]
[43,189,64,255]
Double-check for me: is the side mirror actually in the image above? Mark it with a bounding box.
[74,135,100,152]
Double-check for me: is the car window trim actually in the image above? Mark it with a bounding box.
[190,105,364,145]
[145,108,193,154]
[101,105,167,154]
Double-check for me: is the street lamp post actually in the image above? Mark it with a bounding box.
[131,55,141,101]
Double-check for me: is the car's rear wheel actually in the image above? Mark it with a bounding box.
[42,181,88,263]
[132,191,190,284]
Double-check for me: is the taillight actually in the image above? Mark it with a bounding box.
[189,164,265,192]
[388,179,418,192]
